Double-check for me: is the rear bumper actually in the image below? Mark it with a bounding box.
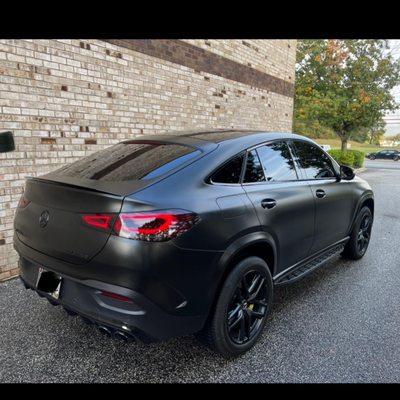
[14,222,224,340]
[18,256,205,341]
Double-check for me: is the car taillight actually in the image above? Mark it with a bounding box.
[82,214,114,231]
[113,210,199,242]
[18,194,30,209]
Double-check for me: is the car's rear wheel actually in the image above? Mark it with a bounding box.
[342,206,373,260]
[369,155,376,160]
[393,155,399,161]
[196,256,273,358]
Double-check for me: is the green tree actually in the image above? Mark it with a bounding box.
[367,124,385,145]
[295,40,400,150]
[350,119,385,144]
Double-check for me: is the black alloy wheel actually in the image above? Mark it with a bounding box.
[197,256,273,358]
[343,206,373,260]
[227,270,268,344]
[357,213,372,256]
[196,256,274,358]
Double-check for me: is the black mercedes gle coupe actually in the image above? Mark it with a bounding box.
[14,130,374,357]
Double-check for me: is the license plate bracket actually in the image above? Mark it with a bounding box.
[36,267,62,299]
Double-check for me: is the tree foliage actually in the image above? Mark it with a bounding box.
[350,120,385,144]
[294,40,400,150]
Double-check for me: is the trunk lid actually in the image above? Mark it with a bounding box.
[14,178,124,264]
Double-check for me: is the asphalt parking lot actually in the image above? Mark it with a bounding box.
[365,159,400,170]
[1,163,400,383]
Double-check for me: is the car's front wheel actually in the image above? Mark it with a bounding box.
[197,256,273,358]
[393,155,399,161]
[369,155,376,160]
[342,206,373,260]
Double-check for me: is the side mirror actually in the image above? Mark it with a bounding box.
[340,165,355,180]
[0,131,15,153]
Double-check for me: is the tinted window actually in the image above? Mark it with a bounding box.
[244,150,265,183]
[55,142,200,181]
[255,142,298,182]
[211,154,244,184]
[292,141,336,179]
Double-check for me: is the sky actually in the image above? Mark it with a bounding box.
[384,40,400,136]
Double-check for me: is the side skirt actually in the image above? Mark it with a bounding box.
[274,238,349,286]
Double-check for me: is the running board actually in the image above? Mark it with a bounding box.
[274,242,346,286]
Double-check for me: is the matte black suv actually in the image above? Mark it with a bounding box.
[14,130,374,357]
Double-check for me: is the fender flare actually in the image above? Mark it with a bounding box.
[200,231,278,323]
[216,230,278,279]
[349,192,374,233]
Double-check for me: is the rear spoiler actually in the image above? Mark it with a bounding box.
[27,176,118,196]
[27,175,147,197]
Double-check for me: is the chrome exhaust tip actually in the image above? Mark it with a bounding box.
[113,331,131,342]
[98,325,112,337]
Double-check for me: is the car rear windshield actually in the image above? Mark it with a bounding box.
[54,142,201,181]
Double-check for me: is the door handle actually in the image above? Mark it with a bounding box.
[261,199,277,209]
[316,189,326,199]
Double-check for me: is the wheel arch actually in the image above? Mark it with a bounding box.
[349,193,374,234]
[361,197,374,216]
[206,232,277,319]
[218,232,277,277]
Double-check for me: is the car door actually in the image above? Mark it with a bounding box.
[241,140,315,273]
[289,140,356,255]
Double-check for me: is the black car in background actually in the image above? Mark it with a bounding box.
[14,130,374,357]
[367,149,400,161]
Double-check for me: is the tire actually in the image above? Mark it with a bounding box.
[342,206,373,260]
[196,256,273,358]
[393,156,399,161]
[369,155,375,160]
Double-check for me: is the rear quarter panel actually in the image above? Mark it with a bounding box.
[124,145,261,252]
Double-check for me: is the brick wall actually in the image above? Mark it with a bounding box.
[0,39,296,281]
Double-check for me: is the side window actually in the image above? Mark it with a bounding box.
[255,141,298,182]
[210,153,244,184]
[244,149,265,183]
[291,141,336,180]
